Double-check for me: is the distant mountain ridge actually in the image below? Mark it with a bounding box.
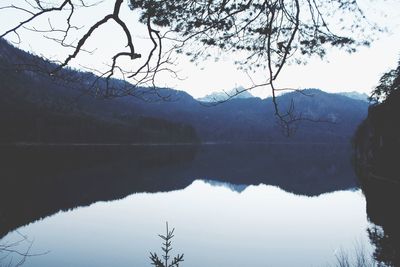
[198,86,255,102]
[338,91,369,102]
[0,39,369,143]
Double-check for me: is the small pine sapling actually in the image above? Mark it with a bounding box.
[149,222,184,267]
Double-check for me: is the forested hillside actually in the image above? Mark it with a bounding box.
[0,39,368,144]
[0,39,199,144]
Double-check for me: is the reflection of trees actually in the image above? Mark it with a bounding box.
[0,145,197,238]
[1,143,357,238]
[368,226,399,267]
[333,244,377,267]
[357,173,400,266]
[0,231,48,267]
[356,172,400,266]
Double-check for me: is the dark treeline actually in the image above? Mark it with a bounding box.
[0,39,199,144]
[354,89,400,182]
[0,39,368,144]
[353,75,400,266]
[0,103,199,144]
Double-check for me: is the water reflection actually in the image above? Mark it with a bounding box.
[0,143,357,237]
[2,180,370,267]
[359,174,400,266]
[0,231,49,267]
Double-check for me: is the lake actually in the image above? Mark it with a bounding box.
[0,144,381,266]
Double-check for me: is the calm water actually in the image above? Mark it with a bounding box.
[0,144,378,266]
[2,180,371,267]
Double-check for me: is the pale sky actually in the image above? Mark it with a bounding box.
[1,0,399,99]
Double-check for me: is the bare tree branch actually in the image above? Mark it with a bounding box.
[0,0,381,133]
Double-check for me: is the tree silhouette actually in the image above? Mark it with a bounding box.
[369,58,400,103]
[149,222,184,267]
[0,0,382,130]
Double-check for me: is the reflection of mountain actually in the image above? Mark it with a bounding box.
[0,143,357,237]
[202,180,247,193]
[0,145,197,238]
[2,179,368,267]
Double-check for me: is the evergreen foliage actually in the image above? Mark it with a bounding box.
[149,223,184,267]
[369,59,400,103]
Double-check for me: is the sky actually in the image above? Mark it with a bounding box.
[1,0,399,99]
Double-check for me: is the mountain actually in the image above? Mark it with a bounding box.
[137,87,368,142]
[0,39,369,144]
[0,39,199,144]
[338,91,369,102]
[197,86,255,102]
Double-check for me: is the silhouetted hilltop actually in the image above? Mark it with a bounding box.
[123,88,368,142]
[197,86,255,102]
[0,39,368,143]
[338,91,369,102]
[0,39,199,144]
